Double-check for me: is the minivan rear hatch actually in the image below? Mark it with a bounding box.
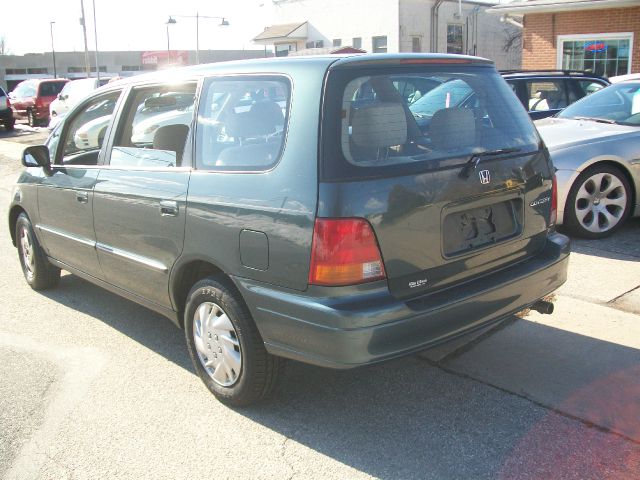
[319,57,555,299]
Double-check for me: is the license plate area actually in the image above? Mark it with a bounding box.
[442,197,523,257]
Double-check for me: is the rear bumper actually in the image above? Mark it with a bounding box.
[234,232,570,369]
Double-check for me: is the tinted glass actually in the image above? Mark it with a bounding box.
[61,91,121,163]
[195,76,290,171]
[322,66,539,180]
[558,82,640,126]
[39,81,67,97]
[110,83,196,168]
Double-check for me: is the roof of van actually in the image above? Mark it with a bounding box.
[104,53,493,88]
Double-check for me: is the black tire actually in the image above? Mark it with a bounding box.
[4,118,15,131]
[564,164,632,239]
[184,276,283,406]
[15,213,60,290]
[27,109,37,127]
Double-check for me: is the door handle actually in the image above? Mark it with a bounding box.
[76,192,89,204]
[159,200,178,217]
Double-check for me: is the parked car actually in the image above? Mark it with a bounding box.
[9,54,569,405]
[535,81,640,238]
[0,85,15,131]
[10,79,69,126]
[49,77,113,129]
[501,70,609,120]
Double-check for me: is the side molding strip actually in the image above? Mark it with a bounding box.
[96,243,168,273]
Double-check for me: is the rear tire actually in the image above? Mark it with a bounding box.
[184,276,283,406]
[4,118,15,131]
[565,165,631,239]
[27,109,36,127]
[15,213,60,290]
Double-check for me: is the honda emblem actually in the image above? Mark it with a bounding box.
[479,170,490,184]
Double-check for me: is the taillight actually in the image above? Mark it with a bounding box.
[35,98,44,109]
[550,174,558,226]
[309,218,386,286]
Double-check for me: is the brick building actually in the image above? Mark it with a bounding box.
[490,0,639,77]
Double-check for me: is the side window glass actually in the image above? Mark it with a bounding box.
[196,77,290,171]
[526,80,568,111]
[110,83,196,168]
[59,91,121,165]
[578,80,605,97]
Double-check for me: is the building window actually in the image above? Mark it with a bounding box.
[27,67,48,74]
[305,41,315,48]
[5,68,27,75]
[275,43,296,57]
[315,40,324,48]
[447,24,464,54]
[372,36,387,53]
[122,65,142,71]
[353,37,362,49]
[333,39,342,47]
[558,33,632,77]
[412,36,421,53]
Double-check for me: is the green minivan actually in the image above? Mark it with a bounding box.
[9,54,569,405]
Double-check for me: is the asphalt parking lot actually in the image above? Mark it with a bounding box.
[1,124,639,479]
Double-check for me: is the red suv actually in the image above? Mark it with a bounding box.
[10,79,68,127]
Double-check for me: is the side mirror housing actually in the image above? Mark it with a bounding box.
[22,145,51,168]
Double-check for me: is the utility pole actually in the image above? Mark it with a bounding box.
[80,0,91,76]
[49,22,57,78]
[92,0,100,82]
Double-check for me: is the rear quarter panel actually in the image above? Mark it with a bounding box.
[181,63,327,292]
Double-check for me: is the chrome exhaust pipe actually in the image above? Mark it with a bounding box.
[531,300,554,315]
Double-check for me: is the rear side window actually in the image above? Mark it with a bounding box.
[322,66,539,180]
[195,76,290,171]
[39,81,67,97]
[109,82,196,168]
[525,80,568,112]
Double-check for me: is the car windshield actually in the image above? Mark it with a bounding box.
[558,82,640,126]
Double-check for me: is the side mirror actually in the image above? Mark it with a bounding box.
[22,145,51,168]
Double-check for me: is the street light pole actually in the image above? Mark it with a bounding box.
[167,14,229,65]
[49,21,57,78]
[196,11,199,65]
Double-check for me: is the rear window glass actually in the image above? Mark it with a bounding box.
[39,81,67,97]
[322,66,540,180]
[195,76,290,171]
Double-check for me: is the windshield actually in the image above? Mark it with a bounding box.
[558,82,640,126]
[322,66,539,179]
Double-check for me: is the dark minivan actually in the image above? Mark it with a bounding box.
[9,54,570,405]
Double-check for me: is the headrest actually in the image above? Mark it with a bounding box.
[351,102,407,149]
[429,108,475,151]
[152,124,189,155]
[226,100,284,138]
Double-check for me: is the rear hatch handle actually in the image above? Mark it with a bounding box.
[459,148,522,179]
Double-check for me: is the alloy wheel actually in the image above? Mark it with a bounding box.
[574,172,627,234]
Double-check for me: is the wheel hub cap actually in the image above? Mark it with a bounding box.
[20,227,35,277]
[575,172,626,233]
[192,301,241,387]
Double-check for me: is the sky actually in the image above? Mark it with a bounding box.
[0,0,273,55]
